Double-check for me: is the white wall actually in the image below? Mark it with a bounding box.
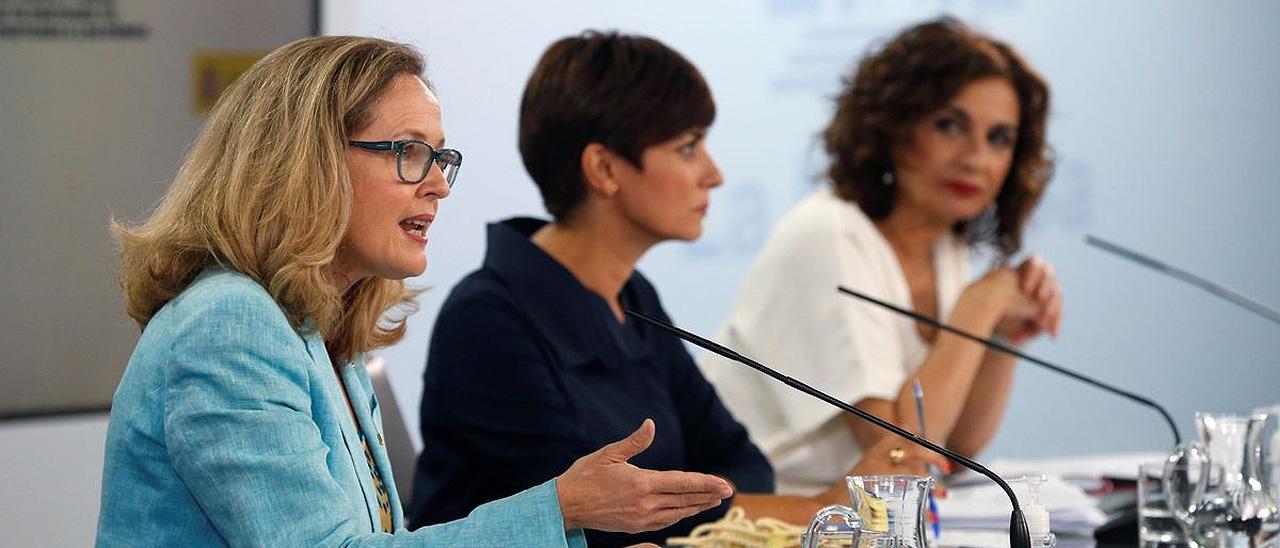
[325,0,1280,459]
[0,0,313,415]
[0,415,108,546]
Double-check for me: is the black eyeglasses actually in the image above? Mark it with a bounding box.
[348,140,463,187]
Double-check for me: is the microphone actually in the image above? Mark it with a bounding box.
[835,285,1182,446]
[624,308,1033,548]
[1085,234,1280,327]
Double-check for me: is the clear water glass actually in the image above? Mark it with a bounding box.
[1139,462,1189,547]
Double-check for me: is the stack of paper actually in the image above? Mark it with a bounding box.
[935,528,1098,548]
[934,474,1108,535]
[924,452,1170,547]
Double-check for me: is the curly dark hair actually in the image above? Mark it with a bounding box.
[823,16,1053,258]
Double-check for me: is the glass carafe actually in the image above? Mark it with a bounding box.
[1165,412,1280,547]
[805,474,933,548]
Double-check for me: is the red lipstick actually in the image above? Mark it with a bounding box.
[944,180,981,197]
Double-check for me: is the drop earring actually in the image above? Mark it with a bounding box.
[881,171,895,187]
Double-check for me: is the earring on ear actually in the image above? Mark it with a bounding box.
[881,171,895,187]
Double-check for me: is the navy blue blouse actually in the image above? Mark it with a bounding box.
[409,218,773,547]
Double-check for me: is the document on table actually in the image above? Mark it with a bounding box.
[936,529,1098,548]
[935,474,1108,535]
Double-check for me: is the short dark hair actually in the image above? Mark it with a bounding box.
[519,30,716,220]
[823,16,1053,258]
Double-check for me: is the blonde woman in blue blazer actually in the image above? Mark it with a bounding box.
[97,36,731,547]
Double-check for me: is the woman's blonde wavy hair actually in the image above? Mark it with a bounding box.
[113,35,426,363]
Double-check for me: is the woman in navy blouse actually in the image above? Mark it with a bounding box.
[409,31,948,547]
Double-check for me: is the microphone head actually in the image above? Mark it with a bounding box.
[1009,507,1032,548]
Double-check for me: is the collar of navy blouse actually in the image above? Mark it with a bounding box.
[481,217,657,371]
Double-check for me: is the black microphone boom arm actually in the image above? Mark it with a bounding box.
[623,308,1032,548]
[1086,234,1280,327]
[836,284,1182,446]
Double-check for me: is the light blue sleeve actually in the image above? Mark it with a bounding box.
[412,479,588,548]
[162,283,581,547]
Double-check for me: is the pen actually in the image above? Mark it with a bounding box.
[913,379,943,540]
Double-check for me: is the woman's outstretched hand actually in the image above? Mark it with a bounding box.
[556,419,733,533]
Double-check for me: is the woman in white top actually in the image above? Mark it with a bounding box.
[701,17,1062,495]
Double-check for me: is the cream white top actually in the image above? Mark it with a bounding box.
[700,187,970,495]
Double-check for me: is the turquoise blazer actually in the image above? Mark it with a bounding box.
[97,268,587,547]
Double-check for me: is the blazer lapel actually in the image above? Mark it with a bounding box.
[340,359,404,531]
[302,332,380,532]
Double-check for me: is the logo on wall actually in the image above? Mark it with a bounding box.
[193,52,265,116]
[0,0,148,39]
